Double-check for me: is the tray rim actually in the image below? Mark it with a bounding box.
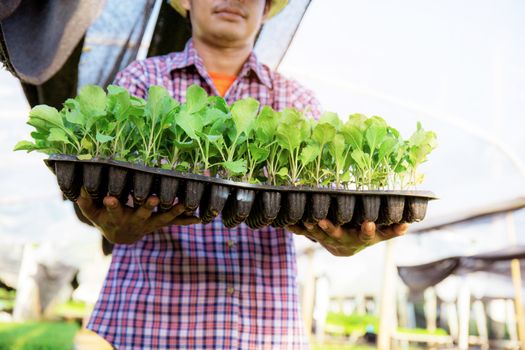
[45,154,438,200]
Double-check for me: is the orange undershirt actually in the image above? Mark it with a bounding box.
[209,71,236,97]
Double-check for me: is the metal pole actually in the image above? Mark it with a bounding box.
[458,280,471,350]
[506,212,525,349]
[378,240,397,350]
[301,247,316,344]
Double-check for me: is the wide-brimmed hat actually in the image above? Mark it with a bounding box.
[0,0,105,85]
[169,0,288,19]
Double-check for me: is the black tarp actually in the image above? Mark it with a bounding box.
[398,246,525,292]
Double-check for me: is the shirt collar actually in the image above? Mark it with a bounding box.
[242,51,273,90]
[168,39,200,71]
[169,39,273,90]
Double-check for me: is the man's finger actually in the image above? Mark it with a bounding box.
[170,216,202,226]
[394,223,409,235]
[134,196,159,221]
[377,223,409,240]
[300,226,331,244]
[149,203,189,227]
[303,222,315,231]
[287,224,309,236]
[75,187,98,221]
[359,221,376,242]
[318,219,344,240]
[287,224,318,238]
[80,187,90,199]
[286,225,320,243]
[104,196,124,221]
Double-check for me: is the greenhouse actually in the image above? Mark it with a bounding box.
[1,1,524,349]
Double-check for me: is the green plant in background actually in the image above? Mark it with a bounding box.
[311,345,376,350]
[15,84,437,189]
[51,300,90,318]
[0,288,15,312]
[321,312,448,350]
[325,312,380,335]
[0,322,79,350]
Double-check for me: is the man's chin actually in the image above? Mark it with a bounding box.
[209,28,247,44]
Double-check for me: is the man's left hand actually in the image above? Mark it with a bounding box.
[287,220,409,257]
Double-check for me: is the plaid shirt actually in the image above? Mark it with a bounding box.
[87,39,321,350]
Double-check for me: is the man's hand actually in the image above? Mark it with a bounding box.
[76,187,200,244]
[287,220,409,257]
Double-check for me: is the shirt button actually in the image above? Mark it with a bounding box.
[227,240,235,248]
[227,287,235,295]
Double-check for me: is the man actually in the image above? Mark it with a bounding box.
[77,0,408,348]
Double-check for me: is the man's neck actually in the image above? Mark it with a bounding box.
[193,37,253,76]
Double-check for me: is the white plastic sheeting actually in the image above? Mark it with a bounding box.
[280,0,525,298]
[254,0,312,69]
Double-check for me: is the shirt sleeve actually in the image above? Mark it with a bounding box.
[277,74,323,120]
[299,91,322,121]
[112,60,149,99]
[290,89,322,120]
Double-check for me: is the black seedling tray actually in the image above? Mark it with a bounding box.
[45,155,437,229]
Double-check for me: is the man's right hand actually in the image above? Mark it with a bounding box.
[76,187,200,244]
